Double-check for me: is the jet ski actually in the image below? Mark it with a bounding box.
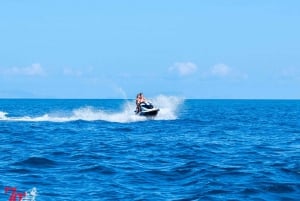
[135,101,159,117]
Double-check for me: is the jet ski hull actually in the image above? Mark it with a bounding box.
[139,108,159,117]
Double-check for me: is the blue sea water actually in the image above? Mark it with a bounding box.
[0,97,299,201]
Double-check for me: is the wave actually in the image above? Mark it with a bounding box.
[0,95,183,123]
[13,157,57,168]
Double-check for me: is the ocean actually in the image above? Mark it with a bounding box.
[0,97,299,201]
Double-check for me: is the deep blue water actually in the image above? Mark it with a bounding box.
[0,98,299,200]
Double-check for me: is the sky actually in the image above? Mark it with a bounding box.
[0,0,300,99]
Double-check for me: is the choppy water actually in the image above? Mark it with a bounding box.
[0,97,299,200]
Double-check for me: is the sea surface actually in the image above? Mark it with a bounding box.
[0,97,299,201]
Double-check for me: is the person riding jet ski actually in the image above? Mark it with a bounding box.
[136,92,146,113]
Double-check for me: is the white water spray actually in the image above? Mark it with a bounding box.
[22,187,37,201]
[0,95,183,123]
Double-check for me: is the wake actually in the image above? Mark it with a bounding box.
[0,95,183,123]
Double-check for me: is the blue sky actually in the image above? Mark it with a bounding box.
[0,0,299,99]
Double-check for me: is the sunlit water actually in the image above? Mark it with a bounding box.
[0,98,299,200]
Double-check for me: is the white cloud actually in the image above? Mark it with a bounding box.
[280,67,300,80]
[63,66,94,77]
[169,62,198,76]
[210,63,231,77]
[1,63,46,76]
[63,68,83,77]
[205,63,248,79]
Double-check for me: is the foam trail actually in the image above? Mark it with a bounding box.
[0,107,144,123]
[0,95,183,123]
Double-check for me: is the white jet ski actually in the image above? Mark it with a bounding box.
[135,101,159,117]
